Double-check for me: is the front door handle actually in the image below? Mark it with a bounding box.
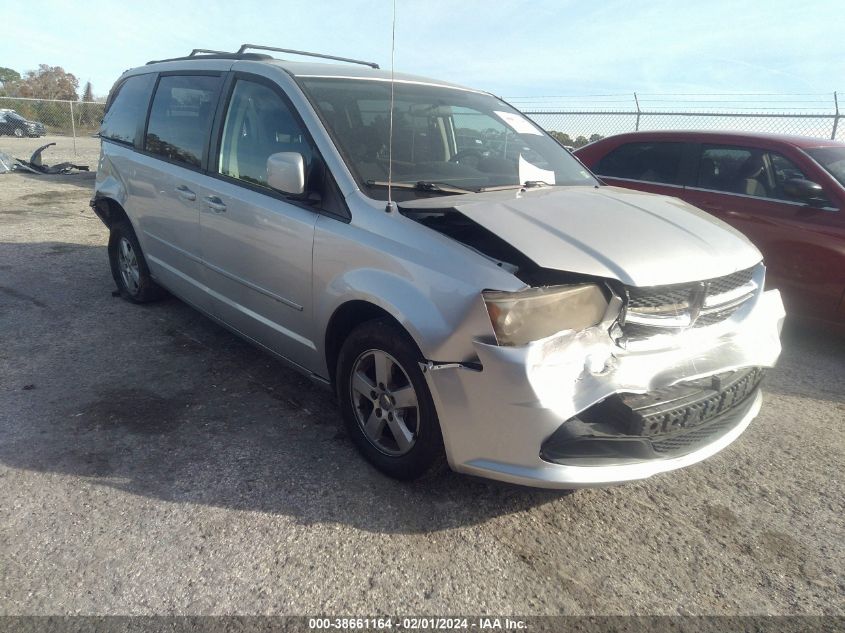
[175,185,196,201]
[204,196,227,213]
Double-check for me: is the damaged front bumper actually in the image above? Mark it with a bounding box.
[423,289,785,488]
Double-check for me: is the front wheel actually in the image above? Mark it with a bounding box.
[13,127,24,138]
[336,319,446,480]
[108,221,166,303]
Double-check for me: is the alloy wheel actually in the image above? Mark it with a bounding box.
[117,236,140,296]
[349,349,420,456]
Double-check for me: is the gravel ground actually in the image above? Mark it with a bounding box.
[0,171,843,616]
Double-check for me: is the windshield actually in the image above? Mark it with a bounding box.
[806,147,845,188]
[297,77,597,199]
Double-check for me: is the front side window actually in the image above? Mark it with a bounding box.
[697,144,830,204]
[595,142,684,184]
[768,152,814,202]
[100,74,156,145]
[218,79,315,189]
[145,75,222,167]
[297,77,596,200]
[806,146,845,188]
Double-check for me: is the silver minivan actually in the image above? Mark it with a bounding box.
[92,45,785,488]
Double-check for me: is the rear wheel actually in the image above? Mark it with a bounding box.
[108,221,166,303]
[337,319,446,480]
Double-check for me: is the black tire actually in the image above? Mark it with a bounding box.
[108,221,167,303]
[13,127,24,138]
[336,319,446,480]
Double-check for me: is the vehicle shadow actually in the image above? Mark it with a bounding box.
[13,170,97,190]
[0,240,569,535]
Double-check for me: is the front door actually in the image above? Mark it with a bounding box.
[198,76,320,370]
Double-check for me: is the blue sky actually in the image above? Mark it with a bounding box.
[3,0,843,100]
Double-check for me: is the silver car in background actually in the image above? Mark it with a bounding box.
[92,45,785,488]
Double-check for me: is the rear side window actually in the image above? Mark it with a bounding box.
[145,75,222,168]
[696,145,756,193]
[594,141,684,184]
[100,74,156,145]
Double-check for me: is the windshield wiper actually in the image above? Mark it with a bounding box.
[365,180,474,195]
[476,180,555,193]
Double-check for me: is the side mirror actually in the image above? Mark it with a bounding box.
[267,152,305,195]
[783,178,827,206]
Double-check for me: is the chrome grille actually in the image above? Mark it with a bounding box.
[708,267,754,295]
[622,265,760,340]
[627,286,691,311]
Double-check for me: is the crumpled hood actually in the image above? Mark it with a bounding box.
[399,185,762,286]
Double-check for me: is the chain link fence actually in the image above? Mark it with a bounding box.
[2,93,843,168]
[509,93,843,148]
[0,96,105,165]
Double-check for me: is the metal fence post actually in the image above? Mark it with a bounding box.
[832,91,840,141]
[68,100,78,156]
[633,92,641,131]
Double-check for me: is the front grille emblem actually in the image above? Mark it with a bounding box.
[622,266,760,338]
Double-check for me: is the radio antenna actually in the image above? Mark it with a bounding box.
[385,0,397,213]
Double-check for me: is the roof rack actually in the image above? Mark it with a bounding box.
[146,52,271,65]
[235,44,379,69]
[148,44,380,69]
[189,49,229,56]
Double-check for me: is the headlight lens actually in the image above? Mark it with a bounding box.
[483,284,608,346]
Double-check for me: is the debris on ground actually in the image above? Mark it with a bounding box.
[0,143,89,175]
[0,150,15,174]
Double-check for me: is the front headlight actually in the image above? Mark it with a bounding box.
[482,284,609,346]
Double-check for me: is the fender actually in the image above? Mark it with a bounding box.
[315,267,495,376]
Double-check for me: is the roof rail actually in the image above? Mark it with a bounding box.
[146,52,272,65]
[236,44,380,69]
[148,45,380,69]
[189,49,229,56]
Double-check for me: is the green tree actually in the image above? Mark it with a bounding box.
[0,67,19,83]
[15,65,79,100]
[589,133,604,143]
[0,67,21,94]
[548,130,574,146]
[79,81,98,127]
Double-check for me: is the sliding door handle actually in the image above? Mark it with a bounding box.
[175,185,196,201]
[204,196,227,213]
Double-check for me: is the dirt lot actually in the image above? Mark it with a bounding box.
[0,171,843,616]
